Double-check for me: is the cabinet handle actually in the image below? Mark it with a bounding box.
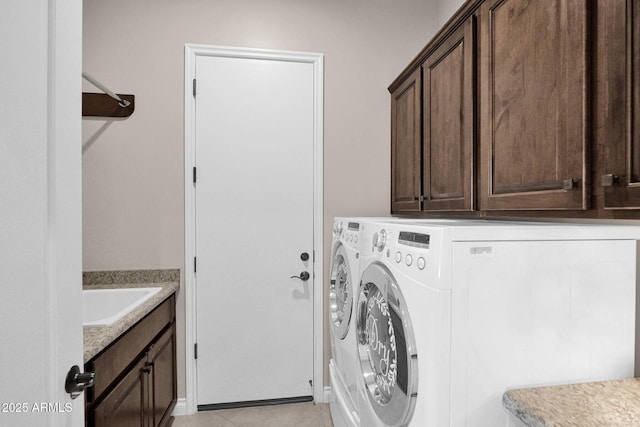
[601,174,620,187]
[563,179,577,190]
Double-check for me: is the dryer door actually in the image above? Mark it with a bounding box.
[329,244,354,340]
[357,262,418,427]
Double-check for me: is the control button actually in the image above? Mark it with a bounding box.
[395,252,402,263]
[417,257,426,270]
[405,254,413,266]
[354,236,358,244]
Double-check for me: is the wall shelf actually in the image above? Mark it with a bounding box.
[82,93,135,117]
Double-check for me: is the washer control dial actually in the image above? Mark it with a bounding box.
[333,222,344,236]
[373,229,387,252]
[417,257,426,270]
[405,254,413,266]
[395,252,402,263]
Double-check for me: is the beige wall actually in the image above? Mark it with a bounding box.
[437,0,465,25]
[82,0,440,398]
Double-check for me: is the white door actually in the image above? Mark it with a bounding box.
[0,1,84,426]
[193,51,316,407]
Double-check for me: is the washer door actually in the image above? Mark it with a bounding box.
[329,244,354,340]
[357,262,418,427]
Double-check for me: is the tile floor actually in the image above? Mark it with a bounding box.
[171,402,334,427]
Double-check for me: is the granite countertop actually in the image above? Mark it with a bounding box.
[83,269,179,362]
[503,378,640,426]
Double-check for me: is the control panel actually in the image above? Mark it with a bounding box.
[335,221,361,250]
[389,231,429,271]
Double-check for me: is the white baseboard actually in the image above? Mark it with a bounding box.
[323,386,332,404]
[172,398,188,416]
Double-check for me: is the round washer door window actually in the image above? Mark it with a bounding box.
[357,262,418,427]
[329,244,353,340]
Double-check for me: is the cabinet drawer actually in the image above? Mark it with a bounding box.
[88,295,175,400]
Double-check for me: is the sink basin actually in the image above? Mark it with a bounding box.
[83,287,162,326]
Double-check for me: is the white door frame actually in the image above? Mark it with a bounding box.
[183,44,324,414]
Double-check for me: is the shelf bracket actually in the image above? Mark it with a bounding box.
[82,71,135,117]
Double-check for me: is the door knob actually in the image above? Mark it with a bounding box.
[300,252,310,261]
[65,365,95,399]
[291,271,310,281]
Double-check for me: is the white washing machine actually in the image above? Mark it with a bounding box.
[356,219,640,427]
[329,217,367,427]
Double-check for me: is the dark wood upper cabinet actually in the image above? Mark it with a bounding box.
[390,0,639,217]
[600,0,640,209]
[422,18,476,211]
[478,0,590,210]
[391,68,422,213]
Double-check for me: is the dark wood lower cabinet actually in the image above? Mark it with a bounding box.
[148,324,177,427]
[86,296,177,427]
[92,358,147,427]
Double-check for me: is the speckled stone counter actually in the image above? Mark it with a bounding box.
[83,269,179,362]
[503,378,640,426]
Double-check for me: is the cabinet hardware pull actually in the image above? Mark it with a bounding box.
[563,179,577,190]
[601,174,620,187]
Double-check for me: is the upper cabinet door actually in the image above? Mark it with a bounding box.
[478,0,590,210]
[601,0,640,209]
[391,68,422,213]
[422,18,476,211]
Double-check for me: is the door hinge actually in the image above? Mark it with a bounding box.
[193,166,197,184]
[194,343,198,360]
[193,79,196,97]
[194,257,197,273]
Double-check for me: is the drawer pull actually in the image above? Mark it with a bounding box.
[601,174,620,187]
[563,179,577,190]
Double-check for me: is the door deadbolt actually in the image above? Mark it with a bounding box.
[300,252,310,261]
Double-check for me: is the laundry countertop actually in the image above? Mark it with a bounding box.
[503,378,640,426]
[82,269,179,362]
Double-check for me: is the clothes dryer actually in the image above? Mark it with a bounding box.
[356,219,640,427]
[329,218,365,427]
